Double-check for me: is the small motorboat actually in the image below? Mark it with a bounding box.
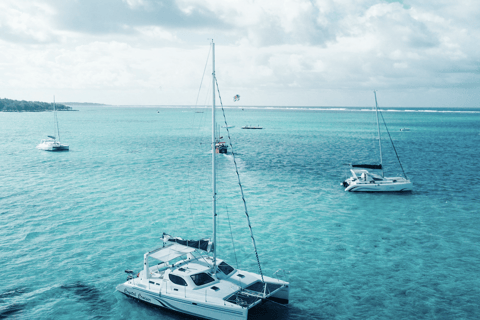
[242,125,263,129]
[216,141,228,154]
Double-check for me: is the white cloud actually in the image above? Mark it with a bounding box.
[123,0,148,9]
[0,0,479,107]
[134,26,179,42]
[0,0,57,43]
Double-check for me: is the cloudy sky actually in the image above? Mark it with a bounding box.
[0,0,479,107]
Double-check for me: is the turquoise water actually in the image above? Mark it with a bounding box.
[1,106,480,319]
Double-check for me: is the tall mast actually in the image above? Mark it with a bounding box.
[211,40,217,273]
[374,91,383,177]
[54,95,60,142]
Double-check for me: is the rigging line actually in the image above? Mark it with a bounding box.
[52,101,56,139]
[371,106,379,164]
[55,112,60,142]
[195,45,212,106]
[214,76,265,284]
[184,48,212,235]
[378,109,409,180]
[225,205,239,269]
[184,125,201,234]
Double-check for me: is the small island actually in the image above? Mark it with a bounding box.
[0,98,75,112]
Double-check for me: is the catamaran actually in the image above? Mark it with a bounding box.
[116,41,289,320]
[342,91,412,192]
[36,97,69,151]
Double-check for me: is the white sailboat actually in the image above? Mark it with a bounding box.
[36,97,69,151]
[342,91,412,192]
[116,41,289,320]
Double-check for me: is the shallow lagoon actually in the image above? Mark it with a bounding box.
[1,106,480,319]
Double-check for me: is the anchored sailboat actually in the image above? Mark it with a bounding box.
[116,41,289,320]
[342,91,412,192]
[36,97,69,151]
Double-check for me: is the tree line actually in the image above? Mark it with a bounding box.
[0,98,73,112]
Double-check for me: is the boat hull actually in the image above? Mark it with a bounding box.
[36,144,69,151]
[344,181,413,192]
[268,285,289,304]
[216,146,228,154]
[117,283,248,320]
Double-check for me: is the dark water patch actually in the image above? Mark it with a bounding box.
[0,287,30,318]
[249,301,296,320]
[0,303,25,319]
[61,282,101,301]
[0,287,28,300]
[61,282,111,318]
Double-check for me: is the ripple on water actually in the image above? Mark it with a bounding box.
[1,107,480,319]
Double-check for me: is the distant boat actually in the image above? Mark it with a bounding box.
[400,128,410,131]
[37,97,69,152]
[215,125,228,153]
[242,125,263,129]
[195,111,204,113]
[215,141,228,154]
[341,91,412,192]
[221,125,235,129]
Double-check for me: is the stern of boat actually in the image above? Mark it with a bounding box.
[52,146,69,151]
[225,278,290,311]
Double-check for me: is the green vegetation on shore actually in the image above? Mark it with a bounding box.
[0,98,73,112]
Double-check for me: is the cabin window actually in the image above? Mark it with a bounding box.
[169,274,187,286]
[218,261,234,275]
[190,273,215,286]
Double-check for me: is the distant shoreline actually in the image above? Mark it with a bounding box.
[68,105,480,113]
[0,98,77,112]
[1,109,79,112]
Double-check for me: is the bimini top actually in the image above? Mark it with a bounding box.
[352,164,382,170]
[148,243,195,262]
[162,233,214,253]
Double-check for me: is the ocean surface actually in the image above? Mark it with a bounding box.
[1,105,480,319]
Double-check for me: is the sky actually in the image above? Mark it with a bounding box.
[0,0,479,107]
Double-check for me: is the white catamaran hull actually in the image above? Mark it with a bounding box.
[36,142,69,151]
[344,179,413,192]
[117,283,248,320]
